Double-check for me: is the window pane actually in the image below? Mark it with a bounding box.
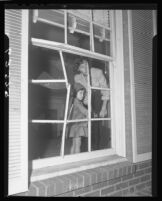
[93,24,111,56]
[29,46,65,80]
[29,123,63,159]
[91,120,111,151]
[91,89,110,119]
[69,10,91,20]
[89,59,110,88]
[62,52,82,85]
[64,121,88,155]
[31,10,64,43]
[67,13,90,50]
[29,84,67,120]
[92,10,110,28]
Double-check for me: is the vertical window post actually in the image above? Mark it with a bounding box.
[87,62,92,152]
[64,10,67,44]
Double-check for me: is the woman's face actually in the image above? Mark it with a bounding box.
[78,60,88,75]
[76,89,84,101]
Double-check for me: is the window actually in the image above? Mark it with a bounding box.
[29,9,122,169]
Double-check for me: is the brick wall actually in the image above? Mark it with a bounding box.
[15,160,152,197]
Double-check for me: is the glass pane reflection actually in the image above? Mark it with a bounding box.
[67,13,90,50]
[29,123,63,160]
[93,24,111,56]
[29,47,65,80]
[91,120,111,151]
[64,121,88,155]
[91,89,111,119]
[29,84,67,120]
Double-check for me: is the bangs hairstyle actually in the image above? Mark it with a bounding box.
[72,85,86,98]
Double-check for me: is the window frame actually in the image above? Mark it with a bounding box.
[27,9,126,170]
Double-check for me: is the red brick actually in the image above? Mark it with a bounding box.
[129,178,140,186]
[85,170,97,185]
[137,161,151,170]
[136,183,146,191]
[108,177,121,185]
[122,166,127,175]
[92,180,109,190]
[134,169,145,177]
[108,170,114,180]
[119,167,123,176]
[116,181,128,190]
[83,190,100,197]
[93,169,102,183]
[74,186,92,196]
[58,176,71,192]
[129,186,135,193]
[102,171,108,181]
[101,186,115,195]
[122,174,133,181]
[54,178,64,195]
[64,174,77,190]
[98,167,108,181]
[132,164,137,173]
[32,181,46,196]
[39,179,56,196]
[74,173,84,188]
[110,190,123,196]
[145,181,151,187]
[57,191,74,197]
[114,168,119,178]
[122,188,129,195]
[127,166,132,174]
[145,167,152,174]
[140,175,151,182]
[79,171,91,187]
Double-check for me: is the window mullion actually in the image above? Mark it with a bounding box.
[110,10,116,59]
[59,50,68,83]
[90,10,94,52]
[64,10,67,44]
[59,50,69,157]
[60,84,71,158]
[87,64,92,152]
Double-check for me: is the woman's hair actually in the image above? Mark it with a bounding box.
[73,57,88,74]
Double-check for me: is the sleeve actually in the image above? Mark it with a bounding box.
[75,100,88,117]
[98,70,110,100]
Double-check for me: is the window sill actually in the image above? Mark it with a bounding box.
[31,154,128,182]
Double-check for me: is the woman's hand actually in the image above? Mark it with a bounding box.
[99,108,107,118]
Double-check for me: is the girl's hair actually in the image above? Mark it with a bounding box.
[72,85,86,99]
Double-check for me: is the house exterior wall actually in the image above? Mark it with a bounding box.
[6,9,153,196]
[15,160,151,196]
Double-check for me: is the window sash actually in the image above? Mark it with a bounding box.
[32,9,113,57]
[30,9,115,168]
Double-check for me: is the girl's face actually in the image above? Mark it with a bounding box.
[76,89,84,101]
[78,60,88,75]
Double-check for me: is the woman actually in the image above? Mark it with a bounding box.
[74,58,110,150]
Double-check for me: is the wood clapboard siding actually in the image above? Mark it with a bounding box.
[131,10,153,154]
[5,9,22,180]
[5,9,28,195]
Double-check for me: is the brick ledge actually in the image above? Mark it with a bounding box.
[31,155,128,182]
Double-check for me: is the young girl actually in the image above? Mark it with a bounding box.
[69,82,88,154]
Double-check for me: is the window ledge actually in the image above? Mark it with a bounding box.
[31,155,128,182]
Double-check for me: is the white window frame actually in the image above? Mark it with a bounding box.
[25,10,126,170]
